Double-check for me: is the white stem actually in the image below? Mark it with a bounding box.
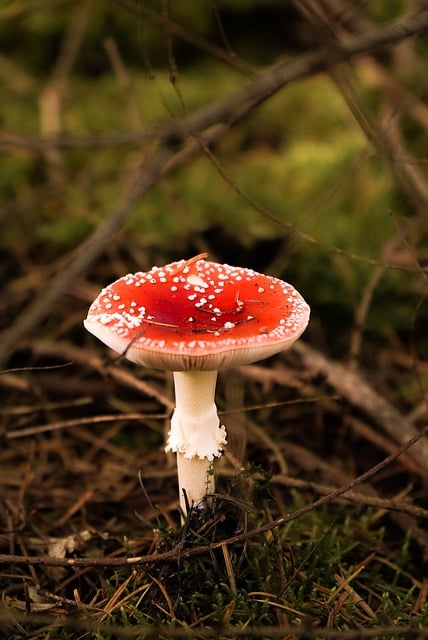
[166,370,227,516]
[176,454,214,514]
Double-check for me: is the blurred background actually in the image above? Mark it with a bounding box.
[1,1,427,363]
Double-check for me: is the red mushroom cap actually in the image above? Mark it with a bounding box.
[84,255,310,371]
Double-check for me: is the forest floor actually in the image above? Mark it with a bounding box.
[1,242,428,640]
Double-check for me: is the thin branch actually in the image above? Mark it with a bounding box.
[0,610,425,639]
[0,130,155,150]
[110,0,255,76]
[153,8,428,143]
[293,341,428,473]
[272,475,428,520]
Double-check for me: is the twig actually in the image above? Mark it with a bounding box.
[5,412,167,439]
[296,0,428,219]
[39,0,92,181]
[292,341,428,474]
[272,475,428,520]
[26,338,175,409]
[110,0,254,76]
[103,37,142,129]
[153,8,428,143]
[0,608,426,639]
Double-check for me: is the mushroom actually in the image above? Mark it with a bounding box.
[84,254,310,517]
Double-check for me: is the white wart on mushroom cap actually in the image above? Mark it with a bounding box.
[84,257,310,371]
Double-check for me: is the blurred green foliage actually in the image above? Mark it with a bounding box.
[1,0,427,352]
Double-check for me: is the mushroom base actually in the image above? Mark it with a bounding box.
[177,453,215,515]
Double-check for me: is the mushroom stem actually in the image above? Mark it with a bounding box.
[166,370,227,515]
[176,454,214,515]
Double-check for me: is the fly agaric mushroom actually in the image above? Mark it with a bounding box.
[84,254,310,517]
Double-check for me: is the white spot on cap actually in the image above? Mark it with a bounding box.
[187,273,208,288]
